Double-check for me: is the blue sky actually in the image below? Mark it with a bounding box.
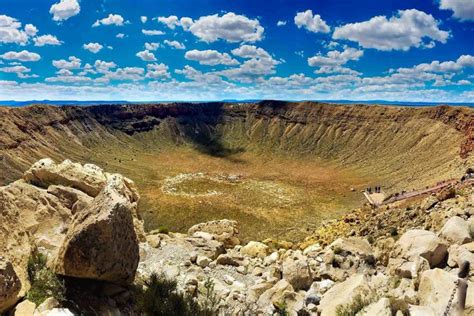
[0,0,473,102]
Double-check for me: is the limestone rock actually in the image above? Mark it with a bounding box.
[447,242,474,268]
[14,300,36,316]
[408,305,436,316]
[418,268,474,314]
[328,237,373,257]
[241,241,270,258]
[24,159,108,197]
[319,274,371,316]
[358,297,391,316]
[387,256,430,280]
[0,257,22,313]
[282,255,312,291]
[54,174,139,284]
[439,216,472,245]
[188,219,240,248]
[391,229,447,267]
[257,279,302,314]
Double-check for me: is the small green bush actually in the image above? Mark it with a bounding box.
[274,301,289,316]
[335,294,374,316]
[157,226,170,234]
[27,251,65,305]
[133,273,217,316]
[389,227,398,236]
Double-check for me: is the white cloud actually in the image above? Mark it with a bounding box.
[440,0,474,21]
[24,24,38,36]
[180,17,194,30]
[116,33,125,38]
[34,34,62,46]
[185,49,239,66]
[105,67,144,81]
[231,45,272,60]
[93,14,124,27]
[0,15,30,45]
[333,9,450,51]
[188,13,264,43]
[0,50,40,62]
[145,42,160,51]
[141,16,148,23]
[56,68,73,76]
[142,29,165,36]
[157,16,180,29]
[50,0,80,22]
[396,54,474,74]
[308,47,363,67]
[136,50,157,61]
[277,20,287,27]
[216,54,281,83]
[83,42,103,53]
[94,60,117,73]
[146,63,170,79]
[0,65,32,77]
[164,40,185,50]
[52,56,81,69]
[294,10,330,33]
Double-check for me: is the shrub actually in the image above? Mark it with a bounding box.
[389,227,398,236]
[133,273,217,316]
[157,226,170,234]
[27,251,66,305]
[274,301,288,316]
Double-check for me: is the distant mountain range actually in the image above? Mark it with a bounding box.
[1,99,473,107]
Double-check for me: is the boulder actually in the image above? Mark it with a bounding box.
[13,299,36,316]
[447,242,474,268]
[328,237,373,257]
[387,256,430,281]
[408,305,436,316]
[0,257,22,313]
[418,268,474,314]
[282,255,312,291]
[54,174,140,284]
[319,274,371,316]
[439,216,472,245]
[46,185,93,214]
[188,219,240,248]
[23,159,107,197]
[302,243,322,257]
[241,241,270,258]
[257,279,303,314]
[391,229,447,267]
[421,195,438,210]
[358,297,391,316]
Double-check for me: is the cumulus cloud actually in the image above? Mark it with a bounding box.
[156,16,180,29]
[308,47,363,67]
[142,29,165,36]
[180,17,194,30]
[440,0,474,21]
[93,14,125,27]
[396,54,474,74]
[185,49,239,66]
[0,50,40,62]
[136,50,157,61]
[164,40,185,50]
[52,56,81,69]
[50,0,80,21]
[0,15,31,45]
[188,13,264,43]
[277,20,287,26]
[105,67,144,81]
[34,34,62,46]
[294,10,330,33]
[116,33,125,38]
[333,9,450,51]
[24,24,38,36]
[83,42,103,53]
[146,63,170,79]
[145,42,160,51]
[0,65,31,78]
[231,45,272,60]
[141,16,148,23]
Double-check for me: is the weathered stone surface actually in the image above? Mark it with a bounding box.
[387,256,430,280]
[47,185,93,214]
[391,229,447,267]
[418,268,474,314]
[54,174,140,284]
[13,299,36,316]
[319,274,371,316]
[328,237,373,257]
[447,242,474,268]
[282,254,312,291]
[439,216,472,245]
[188,219,240,248]
[24,159,107,197]
[257,279,302,314]
[0,257,22,313]
[408,305,436,316]
[359,297,391,316]
[241,241,270,258]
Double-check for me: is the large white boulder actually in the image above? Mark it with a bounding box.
[188,219,240,248]
[282,254,313,291]
[241,241,270,258]
[391,229,448,267]
[439,216,472,245]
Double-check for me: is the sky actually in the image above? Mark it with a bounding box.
[0,0,473,102]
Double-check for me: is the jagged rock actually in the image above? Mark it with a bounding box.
[216,254,240,266]
[319,274,371,316]
[185,236,225,260]
[0,257,22,313]
[387,278,418,305]
[23,159,108,197]
[387,256,430,280]
[54,174,140,284]
[282,253,312,291]
[421,195,438,210]
[257,279,302,314]
[196,255,211,268]
[302,243,322,257]
[436,186,455,201]
[241,241,270,258]
[391,229,448,268]
[374,237,395,266]
[13,299,36,316]
[328,237,373,259]
[46,185,93,215]
[447,242,474,268]
[188,219,240,248]
[408,305,436,316]
[418,268,474,314]
[358,297,391,316]
[439,216,472,245]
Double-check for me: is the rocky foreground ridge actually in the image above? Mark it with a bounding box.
[1,159,474,315]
